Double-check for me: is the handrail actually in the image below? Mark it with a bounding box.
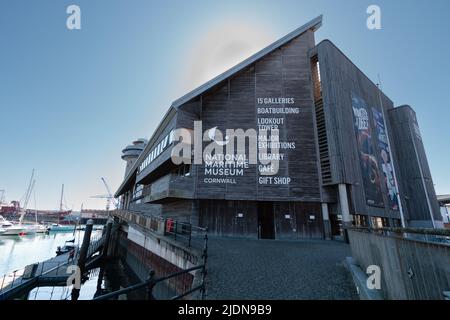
[113,209,208,248]
[92,273,154,300]
[153,264,204,283]
[171,284,204,300]
[93,231,208,301]
[93,264,205,301]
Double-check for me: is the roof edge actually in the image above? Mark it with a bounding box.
[171,15,323,109]
[315,39,394,107]
[114,15,323,198]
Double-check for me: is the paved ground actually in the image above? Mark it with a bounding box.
[205,237,358,300]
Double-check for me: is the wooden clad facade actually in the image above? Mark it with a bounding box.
[313,40,405,222]
[116,16,442,240]
[388,106,442,227]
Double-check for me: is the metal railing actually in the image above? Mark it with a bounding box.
[113,209,208,249]
[93,233,208,301]
[165,220,208,248]
[93,265,204,300]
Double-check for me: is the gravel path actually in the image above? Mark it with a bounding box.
[205,237,358,300]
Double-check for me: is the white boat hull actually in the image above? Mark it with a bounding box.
[48,225,75,232]
[25,224,49,234]
[1,227,27,235]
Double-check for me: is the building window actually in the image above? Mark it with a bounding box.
[354,215,368,227]
[133,184,144,199]
[370,217,389,228]
[172,164,191,178]
[137,130,177,174]
[184,164,191,176]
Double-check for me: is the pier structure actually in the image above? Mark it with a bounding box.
[0,220,107,300]
[79,209,110,225]
[0,214,209,300]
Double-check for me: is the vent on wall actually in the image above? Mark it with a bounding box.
[311,56,332,184]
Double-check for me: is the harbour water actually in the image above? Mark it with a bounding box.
[0,230,87,277]
[0,229,174,300]
[0,229,112,300]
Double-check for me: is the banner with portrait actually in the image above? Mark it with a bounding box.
[351,93,384,207]
[372,107,399,211]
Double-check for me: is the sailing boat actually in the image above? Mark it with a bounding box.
[0,169,34,236]
[26,188,49,234]
[15,170,48,235]
[48,184,75,232]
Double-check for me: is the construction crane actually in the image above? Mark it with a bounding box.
[90,177,118,211]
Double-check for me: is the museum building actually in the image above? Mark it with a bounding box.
[115,16,443,240]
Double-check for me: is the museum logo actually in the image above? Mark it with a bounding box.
[170,121,280,178]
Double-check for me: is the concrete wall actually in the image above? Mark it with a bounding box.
[117,223,204,298]
[347,228,450,300]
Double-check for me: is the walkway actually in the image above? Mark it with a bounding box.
[205,238,358,300]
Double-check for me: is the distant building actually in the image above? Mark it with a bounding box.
[79,209,109,224]
[115,16,443,240]
[437,195,450,227]
[121,139,148,178]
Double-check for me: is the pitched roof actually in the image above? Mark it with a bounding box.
[115,15,323,197]
[171,15,322,109]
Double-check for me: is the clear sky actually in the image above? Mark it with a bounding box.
[0,0,449,210]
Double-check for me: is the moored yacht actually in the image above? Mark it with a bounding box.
[0,215,27,236]
[25,223,49,234]
[48,223,75,232]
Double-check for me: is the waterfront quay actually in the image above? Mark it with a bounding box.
[0,221,106,300]
[1,208,449,300]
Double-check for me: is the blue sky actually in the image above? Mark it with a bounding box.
[0,0,449,210]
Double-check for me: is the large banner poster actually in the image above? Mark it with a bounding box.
[351,93,384,207]
[372,107,399,211]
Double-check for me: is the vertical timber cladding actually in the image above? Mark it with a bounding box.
[316,40,402,220]
[388,106,441,225]
[196,30,322,238]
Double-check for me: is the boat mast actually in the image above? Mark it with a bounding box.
[19,169,35,224]
[59,184,64,224]
[59,184,64,212]
[0,189,5,205]
[34,189,38,224]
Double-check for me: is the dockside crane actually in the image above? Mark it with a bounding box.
[90,177,118,211]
